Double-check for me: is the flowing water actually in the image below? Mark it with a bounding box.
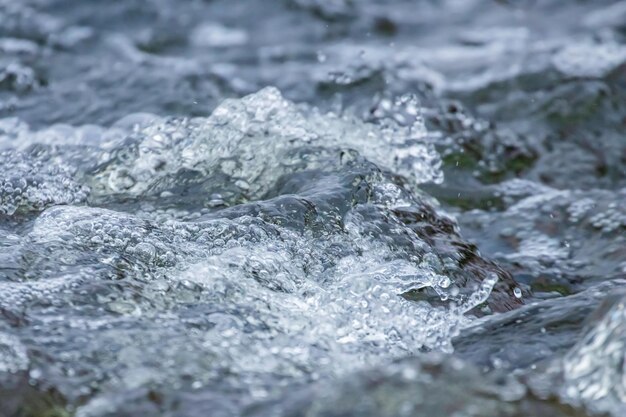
[0,1,625,416]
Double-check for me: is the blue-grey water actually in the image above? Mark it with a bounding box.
[1,1,625,416]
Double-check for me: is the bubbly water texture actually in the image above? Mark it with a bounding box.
[563,294,626,415]
[0,89,504,416]
[0,151,88,215]
[1,0,626,416]
[90,87,441,202]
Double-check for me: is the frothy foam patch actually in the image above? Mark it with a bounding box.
[0,332,29,373]
[0,150,89,215]
[90,87,442,202]
[563,294,626,416]
[21,190,497,412]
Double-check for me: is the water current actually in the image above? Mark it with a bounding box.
[0,1,625,416]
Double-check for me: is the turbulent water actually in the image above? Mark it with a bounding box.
[0,1,625,416]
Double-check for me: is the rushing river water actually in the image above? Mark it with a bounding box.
[1,1,625,416]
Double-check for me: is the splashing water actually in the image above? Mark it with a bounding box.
[0,88,506,416]
[2,1,626,416]
[562,294,626,416]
